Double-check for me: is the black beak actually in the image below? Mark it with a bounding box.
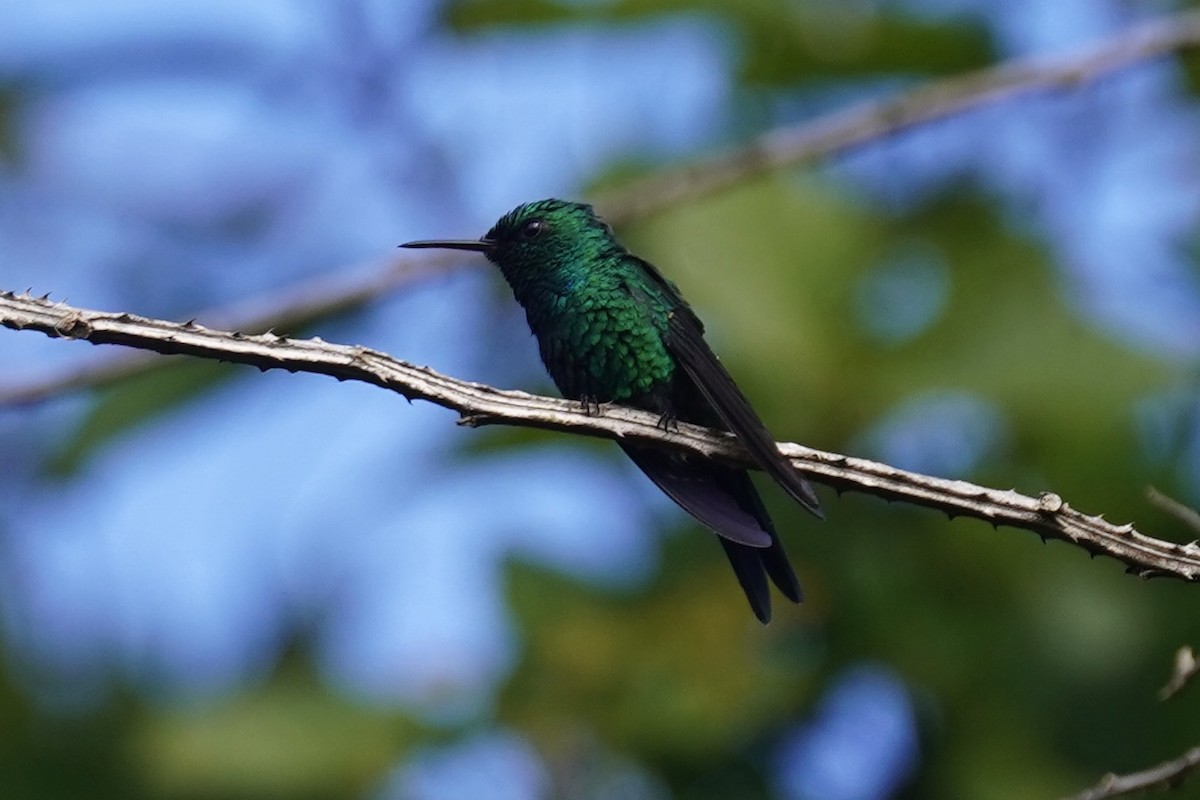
[400,238,493,253]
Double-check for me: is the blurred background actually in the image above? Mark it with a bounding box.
[2,0,1200,798]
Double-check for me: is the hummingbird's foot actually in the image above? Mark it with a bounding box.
[656,410,679,432]
[579,396,604,416]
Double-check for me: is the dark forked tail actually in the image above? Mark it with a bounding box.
[621,444,802,622]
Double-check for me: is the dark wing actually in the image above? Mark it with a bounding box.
[630,257,823,518]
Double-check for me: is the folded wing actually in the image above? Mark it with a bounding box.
[629,256,822,517]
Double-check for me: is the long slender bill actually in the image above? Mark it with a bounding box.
[400,239,492,252]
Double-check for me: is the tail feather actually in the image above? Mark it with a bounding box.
[719,538,771,623]
[622,444,803,622]
[759,541,803,604]
[734,472,804,605]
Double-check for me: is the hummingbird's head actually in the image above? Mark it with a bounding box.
[401,199,620,285]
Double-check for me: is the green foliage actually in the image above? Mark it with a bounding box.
[499,544,820,799]
[129,678,416,799]
[0,664,147,800]
[445,0,994,82]
[500,555,816,759]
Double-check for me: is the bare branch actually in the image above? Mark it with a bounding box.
[1147,486,1200,536]
[595,9,1200,225]
[0,252,464,407]
[1063,746,1200,800]
[1160,646,1199,702]
[5,290,1199,582]
[1063,646,1200,798]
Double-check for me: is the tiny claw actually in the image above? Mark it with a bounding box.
[579,396,603,416]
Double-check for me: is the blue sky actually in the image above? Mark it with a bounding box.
[2,1,1198,797]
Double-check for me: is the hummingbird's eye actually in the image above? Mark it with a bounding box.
[521,219,544,240]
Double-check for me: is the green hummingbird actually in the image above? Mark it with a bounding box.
[402,199,822,622]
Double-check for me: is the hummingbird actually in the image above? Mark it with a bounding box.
[402,199,822,622]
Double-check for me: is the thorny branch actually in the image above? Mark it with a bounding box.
[1064,747,1200,800]
[596,8,1200,224]
[0,252,465,407]
[5,290,1200,584]
[7,9,1200,407]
